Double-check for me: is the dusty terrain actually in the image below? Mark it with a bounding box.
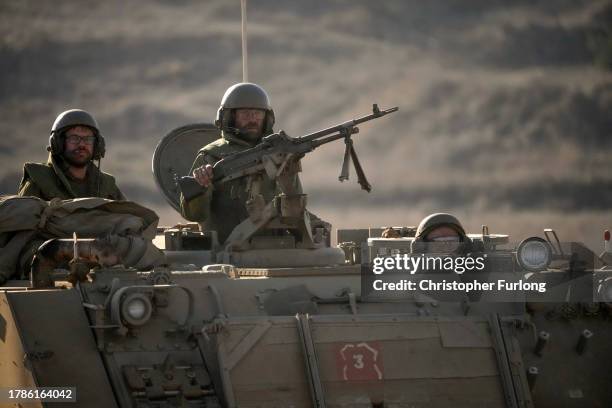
[1,0,611,250]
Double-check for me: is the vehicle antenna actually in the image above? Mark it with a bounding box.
[241,0,249,82]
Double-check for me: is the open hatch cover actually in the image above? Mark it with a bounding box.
[152,123,220,212]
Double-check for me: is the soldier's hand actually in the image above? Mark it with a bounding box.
[193,164,214,187]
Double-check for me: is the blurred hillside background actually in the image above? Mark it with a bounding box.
[1,0,611,250]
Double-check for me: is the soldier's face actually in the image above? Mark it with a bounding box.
[63,126,95,168]
[235,109,265,141]
[426,226,460,242]
[425,225,461,252]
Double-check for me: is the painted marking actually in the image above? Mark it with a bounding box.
[336,341,383,381]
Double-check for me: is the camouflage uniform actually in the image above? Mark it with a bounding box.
[180,82,330,244]
[180,130,302,244]
[19,108,124,201]
[18,153,124,201]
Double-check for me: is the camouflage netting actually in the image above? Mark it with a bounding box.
[0,196,165,282]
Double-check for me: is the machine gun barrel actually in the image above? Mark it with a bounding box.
[297,104,398,143]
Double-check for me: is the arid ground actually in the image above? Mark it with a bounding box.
[1,0,611,251]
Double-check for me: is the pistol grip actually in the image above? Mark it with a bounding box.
[178,176,205,201]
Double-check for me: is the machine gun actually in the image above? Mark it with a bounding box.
[178,104,398,201]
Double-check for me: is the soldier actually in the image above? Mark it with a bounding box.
[18,109,125,200]
[412,212,470,253]
[180,82,326,244]
[415,213,467,242]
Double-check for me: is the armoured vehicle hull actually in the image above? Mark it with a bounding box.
[3,224,611,407]
[2,124,611,407]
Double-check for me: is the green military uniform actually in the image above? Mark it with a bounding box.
[18,154,125,201]
[180,131,302,244]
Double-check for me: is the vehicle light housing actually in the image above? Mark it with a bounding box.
[516,237,552,272]
[121,293,152,326]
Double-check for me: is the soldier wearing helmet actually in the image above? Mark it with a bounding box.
[17,109,124,200]
[180,83,326,244]
[411,213,470,253]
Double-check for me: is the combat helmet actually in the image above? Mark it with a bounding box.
[48,109,105,159]
[412,212,469,253]
[215,83,275,136]
[415,213,466,241]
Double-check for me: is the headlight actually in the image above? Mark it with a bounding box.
[517,237,552,272]
[121,293,152,326]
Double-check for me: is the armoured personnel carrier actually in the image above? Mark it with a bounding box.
[1,124,611,408]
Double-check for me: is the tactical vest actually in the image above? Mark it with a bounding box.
[20,162,122,200]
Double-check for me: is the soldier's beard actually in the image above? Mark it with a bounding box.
[63,148,93,168]
[241,129,262,142]
[238,121,264,142]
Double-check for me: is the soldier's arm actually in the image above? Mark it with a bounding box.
[179,152,215,222]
